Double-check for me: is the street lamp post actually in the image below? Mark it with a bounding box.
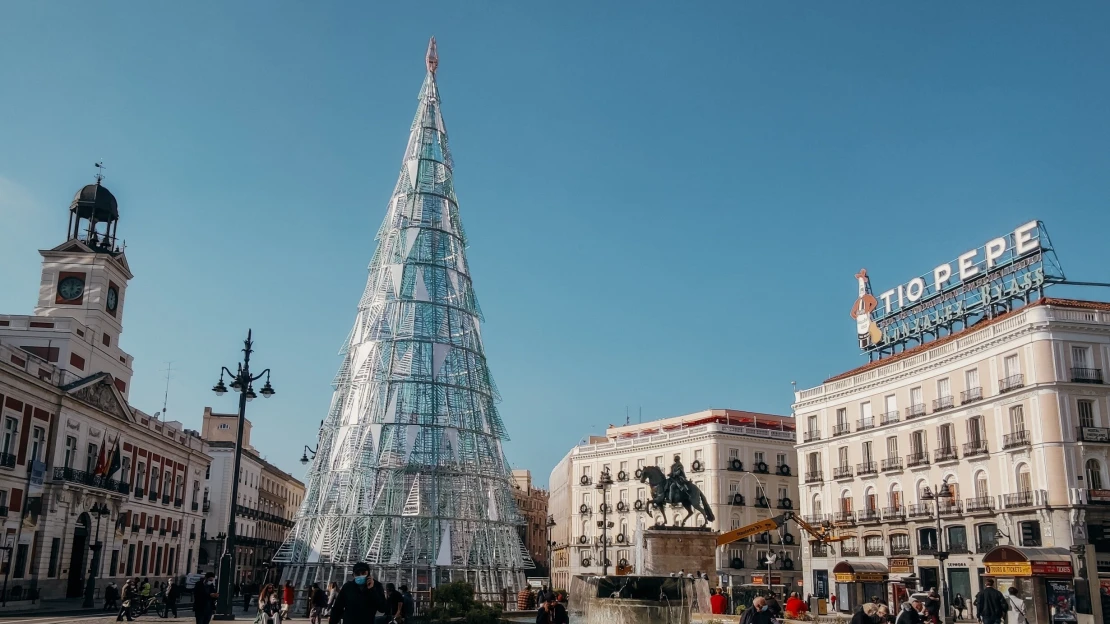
[82,502,111,608]
[545,515,556,590]
[210,330,276,621]
[596,470,614,577]
[922,478,954,624]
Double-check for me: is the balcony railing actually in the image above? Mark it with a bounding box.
[832,423,852,437]
[53,467,130,495]
[907,404,927,419]
[963,440,989,457]
[934,447,959,463]
[938,501,963,516]
[804,430,822,442]
[933,396,954,412]
[1078,427,1110,443]
[907,503,932,518]
[857,418,875,431]
[1003,430,1031,449]
[881,457,903,472]
[880,410,900,426]
[961,387,984,404]
[840,543,860,556]
[977,540,999,554]
[1003,491,1034,509]
[857,509,880,523]
[949,543,971,554]
[1000,374,1025,393]
[1071,367,1104,384]
[906,452,929,468]
[882,506,905,520]
[857,461,877,476]
[918,544,938,555]
[865,544,886,557]
[804,514,828,525]
[890,543,912,556]
[0,452,14,469]
[833,466,854,479]
[965,496,995,513]
[833,511,856,524]
[805,471,824,484]
[812,543,828,557]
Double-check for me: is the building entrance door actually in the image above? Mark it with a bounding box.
[919,567,939,594]
[66,513,90,598]
[949,568,971,616]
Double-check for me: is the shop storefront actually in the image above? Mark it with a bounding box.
[833,561,888,612]
[982,546,1076,624]
[888,557,915,608]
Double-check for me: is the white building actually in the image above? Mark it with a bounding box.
[549,409,799,592]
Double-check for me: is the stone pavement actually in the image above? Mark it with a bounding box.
[0,604,264,624]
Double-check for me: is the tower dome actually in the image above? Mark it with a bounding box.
[70,183,119,223]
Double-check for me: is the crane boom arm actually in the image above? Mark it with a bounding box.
[715,512,847,547]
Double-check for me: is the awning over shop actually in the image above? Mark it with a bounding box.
[981,545,1074,577]
[833,561,889,583]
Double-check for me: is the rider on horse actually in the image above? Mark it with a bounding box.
[667,455,690,499]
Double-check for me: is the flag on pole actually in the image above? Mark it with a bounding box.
[94,437,108,475]
[105,436,122,480]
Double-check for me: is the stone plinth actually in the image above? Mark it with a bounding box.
[641,527,720,586]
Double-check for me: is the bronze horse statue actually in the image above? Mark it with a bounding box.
[638,465,716,527]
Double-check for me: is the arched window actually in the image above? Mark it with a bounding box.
[1017,465,1032,493]
[865,487,877,511]
[916,479,929,502]
[889,483,903,510]
[974,472,990,499]
[1087,459,1104,490]
[840,490,853,514]
[812,495,823,516]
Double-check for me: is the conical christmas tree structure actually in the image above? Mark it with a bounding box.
[275,39,529,593]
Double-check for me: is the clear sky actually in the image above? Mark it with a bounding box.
[1,2,1109,485]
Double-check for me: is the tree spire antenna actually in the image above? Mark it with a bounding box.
[426,36,438,75]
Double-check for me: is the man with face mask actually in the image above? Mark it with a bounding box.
[329,562,385,624]
[193,572,218,624]
[740,596,774,624]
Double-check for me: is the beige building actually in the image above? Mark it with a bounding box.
[795,297,1110,616]
[549,409,800,592]
[511,469,550,574]
[199,408,304,584]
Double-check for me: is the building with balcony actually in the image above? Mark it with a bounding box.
[511,470,550,576]
[548,409,799,592]
[0,178,210,600]
[795,298,1110,610]
[199,408,303,584]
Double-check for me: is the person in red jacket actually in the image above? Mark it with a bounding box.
[785,592,808,618]
[710,588,728,614]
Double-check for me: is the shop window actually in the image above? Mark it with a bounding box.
[947,526,968,552]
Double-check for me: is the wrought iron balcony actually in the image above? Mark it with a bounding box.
[938,501,963,516]
[880,410,900,426]
[804,514,828,525]
[832,423,852,437]
[907,503,932,518]
[833,511,856,524]
[881,457,903,472]
[965,496,995,513]
[890,543,912,556]
[857,509,880,523]
[865,544,886,557]
[1003,491,1034,509]
[882,506,905,521]
[949,543,971,554]
[977,540,999,554]
[963,440,989,457]
[1003,430,1031,449]
[961,387,983,404]
[805,471,823,484]
[755,497,771,509]
[53,467,130,495]
[906,452,929,468]
[999,374,1024,393]
[934,447,959,463]
[857,461,877,476]
[0,452,14,469]
[804,430,822,442]
[840,543,860,556]
[933,396,954,412]
[918,544,938,555]
[907,404,927,419]
[858,417,875,431]
[1071,367,1104,384]
[833,465,854,479]
[1078,426,1110,443]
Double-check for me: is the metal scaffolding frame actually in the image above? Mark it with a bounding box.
[275,39,528,596]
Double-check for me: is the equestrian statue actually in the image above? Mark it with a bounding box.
[638,455,716,527]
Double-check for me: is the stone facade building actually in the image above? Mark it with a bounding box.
[511,469,550,575]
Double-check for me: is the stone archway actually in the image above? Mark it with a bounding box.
[66,513,91,598]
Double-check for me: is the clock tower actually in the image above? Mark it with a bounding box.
[23,177,135,393]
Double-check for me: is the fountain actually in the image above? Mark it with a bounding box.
[568,575,712,624]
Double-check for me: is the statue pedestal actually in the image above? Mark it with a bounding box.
[641,527,719,586]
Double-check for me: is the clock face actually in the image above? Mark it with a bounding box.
[106,287,119,311]
[58,276,85,301]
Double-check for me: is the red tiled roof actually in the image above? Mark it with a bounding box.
[823,297,1109,383]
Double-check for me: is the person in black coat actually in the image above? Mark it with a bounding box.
[193,572,219,624]
[537,593,569,624]
[329,562,385,624]
[896,601,922,624]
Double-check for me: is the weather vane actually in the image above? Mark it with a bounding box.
[94,161,106,184]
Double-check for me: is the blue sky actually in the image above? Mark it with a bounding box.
[1,2,1109,485]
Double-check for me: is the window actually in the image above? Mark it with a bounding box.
[838,447,849,468]
[150,468,159,494]
[884,394,897,414]
[860,401,872,422]
[121,457,131,482]
[910,387,923,407]
[978,524,999,551]
[64,437,77,469]
[836,408,847,426]
[110,549,119,578]
[727,449,738,461]
[862,441,873,464]
[86,443,98,473]
[967,417,984,446]
[13,544,27,578]
[654,456,663,467]
[205,464,210,479]
[218,423,230,430]
[619,461,628,473]
[938,424,955,450]
[966,368,980,390]
[937,378,951,399]
[1010,405,1026,432]
[889,485,903,509]
[890,533,909,552]
[918,527,938,551]
[865,489,877,510]
[30,427,45,462]
[1,418,16,455]
[136,462,146,489]
[948,526,969,552]
[1004,355,1020,378]
[778,485,789,501]
[755,452,765,465]
[1087,459,1104,490]
[1020,521,1042,547]
[865,535,883,554]
[776,453,786,467]
[48,537,60,577]
[807,415,818,434]
[1073,346,1092,369]
[840,492,853,512]
[1079,400,1096,428]
[1017,466,1032,493]
[126,544,135,576]
[581,493,591,507]
[812,497,823,516]
[975,473,989,498]
[807,452,820,474]
[886,437,898,458]
[911,431,926,455]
